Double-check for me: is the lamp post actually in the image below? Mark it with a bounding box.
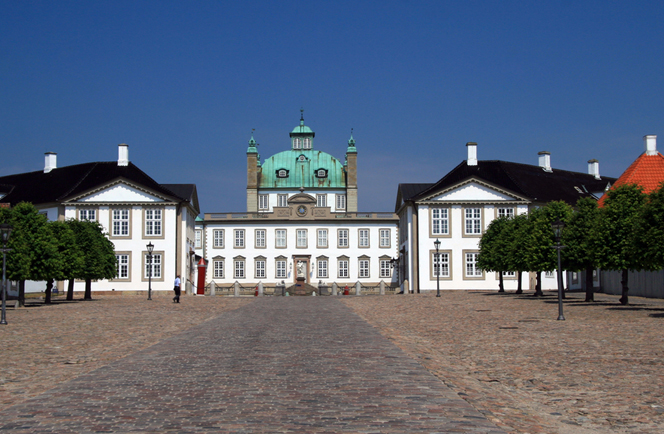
[434,238,441,297]
[551,220,565,321]
[1,223,13,325]
[146,242,154,301]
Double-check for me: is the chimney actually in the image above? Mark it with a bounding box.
[44,152,57,173]
[588,159,600,179]
[644,135,657,156]
[466,142,477,166]
[118,143,129,166]
[538,151,552,172]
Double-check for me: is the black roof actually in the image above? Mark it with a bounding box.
[0,162,197,210]
[397,160,616,211]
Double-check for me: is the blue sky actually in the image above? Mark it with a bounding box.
[2,0,663,213]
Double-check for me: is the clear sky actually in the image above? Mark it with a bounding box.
[2,0,663,213]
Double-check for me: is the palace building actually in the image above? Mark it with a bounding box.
[195,113,399,292]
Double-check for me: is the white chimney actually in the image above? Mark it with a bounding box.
[44,152,57,173]
[588,159,600,179]
[466,142,477,166]
[118,143,129,166]
[538,151,552,172]
[644,135,657,156]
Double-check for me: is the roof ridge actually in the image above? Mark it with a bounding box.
[57,162,100,200]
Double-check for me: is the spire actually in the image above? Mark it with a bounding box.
[300,108,304,126]
[346,128,357,153]
[247,129,258,154]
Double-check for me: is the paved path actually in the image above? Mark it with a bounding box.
[0,298,504,433]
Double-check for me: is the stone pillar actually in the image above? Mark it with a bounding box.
[332,282,338,296]
[234,281,240,297]
[355,281,361,296]
[210,281,216,296]
[403,279,409,295]
[380,280,385,295]
[258,281,264,296]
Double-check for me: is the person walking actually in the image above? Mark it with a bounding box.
[173,275,181,303]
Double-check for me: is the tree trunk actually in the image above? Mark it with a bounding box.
[534,271,543,296]
[585,266,594,302]
[620,269,629,305]
[67,279,75,301]
[84,279,92,300]
[45,279,53,304]
[498,273,504,292]
[18,280,25,307]
[515,272,523,294]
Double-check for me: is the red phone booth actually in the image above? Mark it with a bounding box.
[197,258,206,295]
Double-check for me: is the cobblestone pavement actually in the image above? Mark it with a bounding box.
[0,296,504,433]
[343,291,664,434]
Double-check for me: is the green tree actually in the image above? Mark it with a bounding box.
[637,182,664,271]
[478,216,512,292]
[73,220,116,300]
[49,220,84,302]
[563,197,602,302]
[505,213,530,294]
[597,184,646,305]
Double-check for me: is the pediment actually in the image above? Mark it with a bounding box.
[288,193,316,204]
[68,180,170,203]
[419,178,529,204]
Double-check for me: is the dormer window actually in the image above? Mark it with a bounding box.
[315,169,328,178]
[276,169,289,178]
[298,154,307,162]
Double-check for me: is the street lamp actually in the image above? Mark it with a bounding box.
[1,223,13,325]
[146,242,154,301]
[434,238,441,298]
[551,220,565,321]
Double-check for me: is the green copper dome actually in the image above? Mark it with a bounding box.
[259,149,346,189]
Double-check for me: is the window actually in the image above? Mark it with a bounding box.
[502,271,516,278]
[213,229,224,248]
[464,208,482,235]
[297,229,308,248]
[316,169,327,178]
[213,259,224,278]
[255,229,266,248]
[303,138,311,149]
[293,138,301,149]
[465,252,483,278]
[258,195,269,210]
[277,194,288,207]
[358,229,369,248]
[317,194,327,207]
[277,169,289,178]
[336,194,346,210]
[380,259,392,278]
[234,229,245,248]
[80,209,96,221]
[145,209,162,236]
[432,252,450,278]
[545,271,554,278]
[380,229,390,248]
[112,209,130,237]
[317,229,328,248]
[338,229,348,248]
[195,230,202,248]
[359,259,370,278]
[234,258,245,279]
[255,258,266,278]
[497,207,515,219]
[276,229,287,248]
[432,208,449,235]
[144,253,162,279]
[115,254,129,279]
[275,259,287,278]
[317,258,328,278]
[338,258,349,278]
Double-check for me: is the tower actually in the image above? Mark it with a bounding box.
[246,133,259,212]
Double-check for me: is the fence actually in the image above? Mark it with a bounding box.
[201,281,401,297]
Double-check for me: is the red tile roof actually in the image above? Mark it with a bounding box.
[598,152,664,206]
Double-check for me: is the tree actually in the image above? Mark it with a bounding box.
[478,216,512,292]
[563,197,602,301]
[505,213,530,294]
[73,220,117,300]
[596,184,646,305]
[50,220,84,302]
[0,203,59,306]
[637,182,664,272]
